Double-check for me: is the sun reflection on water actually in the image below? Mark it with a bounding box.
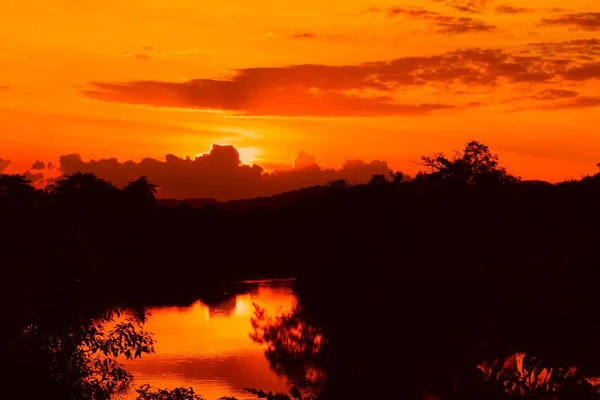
[122,282,296,400]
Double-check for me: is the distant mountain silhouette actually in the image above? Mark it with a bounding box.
[158,198,220,208]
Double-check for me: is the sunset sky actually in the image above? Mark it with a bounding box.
[1,0,600,194]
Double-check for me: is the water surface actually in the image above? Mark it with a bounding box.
[123,280,296,399]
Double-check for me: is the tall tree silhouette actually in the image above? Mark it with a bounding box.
[417,140,519,185]
[47,172,119,208]
[124,176,158,206]
[0,174,37,203]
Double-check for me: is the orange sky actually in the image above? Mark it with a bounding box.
[1,0,600,185]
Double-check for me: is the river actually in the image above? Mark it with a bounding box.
[122,280,297,400]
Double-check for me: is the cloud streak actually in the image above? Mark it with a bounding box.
[387,7,497,34]
[528,38,600,58]
[495,5,535,15]
[84,45,600,116]
[525,96,600,111]
[509,89,600,112]
[84,79,453,117]
[290,32,316,39]
[530,88,579,100]
[432,0,491,13]
[539,12,600,31]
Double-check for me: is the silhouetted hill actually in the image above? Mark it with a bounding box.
[157,185,331,211]
[222,185,331,211]
[158,197,220,208]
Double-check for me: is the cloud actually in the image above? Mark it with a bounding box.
[55,145,392,200]
[84,45,595,116]
[561,62,600,81]
[432,0,491,13]
[510,90,600,112]
[290,32,316,39]
[530,89,579,100]
[293,151,319,169]
[528,38,600,57]
[83,73,455,117]
[361,6,381,14]
[125,47,210,60]
[531,96,600,110]
[31,160,46,170]
[134,53,152,60]
[0,158,11,173]
[538,12,600,31]
[387,7,497,34]
[494,5,568,15]
[546,8,572,14]
[495,5,534,15]
[23,170,45,184]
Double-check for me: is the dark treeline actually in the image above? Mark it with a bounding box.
[3,141,600,399]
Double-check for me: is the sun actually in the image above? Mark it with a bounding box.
[236,147,262,165]
[194,146,262,165]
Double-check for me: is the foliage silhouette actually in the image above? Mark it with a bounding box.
[368,173,387,185]
[124,175,159,206]
[0,173,38,204]
[416,140,520,185]
[243,387,315,400]
[324,178,351,189]
[390,170,406,183]
[5,306,155,400]
[47,172,121,210]
[136,384,205,400]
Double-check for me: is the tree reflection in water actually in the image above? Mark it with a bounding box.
[250,302,600,400]
[251,304,327,392]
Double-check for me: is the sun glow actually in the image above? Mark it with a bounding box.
[236,147,262,165]
[235,297,252,316]
[194,146,261,165]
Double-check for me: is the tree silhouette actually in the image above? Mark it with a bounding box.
[135,384,204,400]
[124,176,158,206]
[0,174,37,202]
[47,172,119,207]
[325,179,350,189]
[6,307,155,400]
[390,171,405,184]
[48,172,115,194]
[368,174,387,185]
[417,140,520,185]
